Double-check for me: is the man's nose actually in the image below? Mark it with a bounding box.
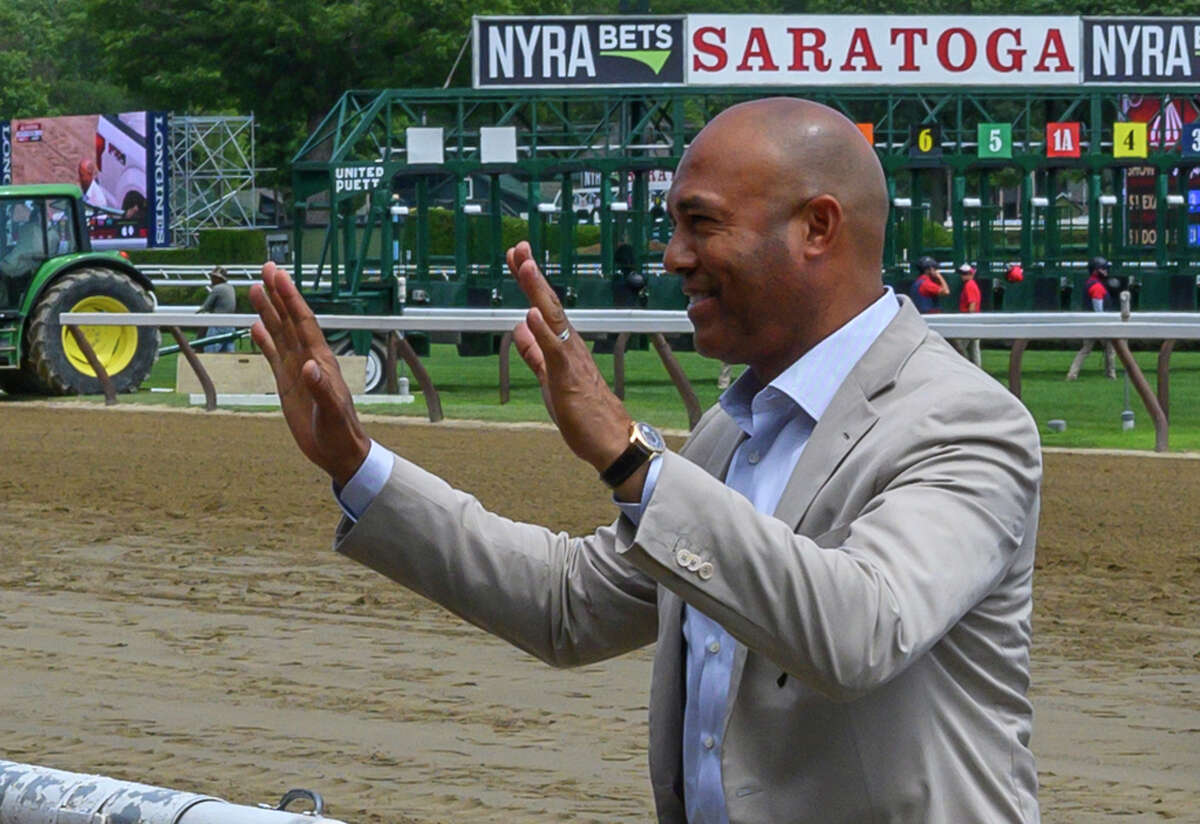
[663,229,695,275]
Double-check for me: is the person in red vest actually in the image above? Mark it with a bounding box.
[954,263,982,367]
[909,256,950,313]
[1066,257,1116,381]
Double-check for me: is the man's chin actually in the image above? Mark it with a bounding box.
[693,337,732,365]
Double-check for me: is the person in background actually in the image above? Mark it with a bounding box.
[954,262,982,367]
[1066,256,1116,381]
[197,266,237,353]
[251,98,1042,823]
[77,159,116,211]
[910,255,949,313]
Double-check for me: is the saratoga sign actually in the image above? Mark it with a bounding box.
[472,15,1200,88]
[687,16,1079,85]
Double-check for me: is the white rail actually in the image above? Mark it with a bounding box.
[61,309,1200,341]
[141,263,666,288]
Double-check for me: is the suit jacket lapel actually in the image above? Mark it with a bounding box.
[773,297,928,530]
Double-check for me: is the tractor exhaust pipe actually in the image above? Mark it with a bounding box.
[0,760,351,824]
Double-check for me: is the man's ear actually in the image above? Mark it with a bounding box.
[796,194,842,258]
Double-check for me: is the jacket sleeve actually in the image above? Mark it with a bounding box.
[333,454,660,668]
[617,390,1041,701]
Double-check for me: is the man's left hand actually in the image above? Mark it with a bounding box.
[507,241,636,483]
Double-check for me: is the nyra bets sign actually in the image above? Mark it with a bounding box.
[687,16,1080,86]
[474,16,686,88]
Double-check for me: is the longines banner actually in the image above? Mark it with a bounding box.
[474,15,1200,88]
[1,110,171,248]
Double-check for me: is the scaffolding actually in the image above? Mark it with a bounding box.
[168,115,267,247]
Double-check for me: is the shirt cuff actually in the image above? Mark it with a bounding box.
[613,454,663,527]
[334,439,394,522]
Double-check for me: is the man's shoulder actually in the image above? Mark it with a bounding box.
[899,333,1031,421]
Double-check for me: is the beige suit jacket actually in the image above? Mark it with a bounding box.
[335,298,1043,823]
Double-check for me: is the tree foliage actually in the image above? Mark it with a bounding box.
[81,0,574,177]
[2,0,1192,183]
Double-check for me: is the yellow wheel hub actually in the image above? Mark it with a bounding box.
[62,295,139,377]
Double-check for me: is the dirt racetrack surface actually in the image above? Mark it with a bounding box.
[0,404,1197,823]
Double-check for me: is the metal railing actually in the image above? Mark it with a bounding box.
[59,309,1200,450]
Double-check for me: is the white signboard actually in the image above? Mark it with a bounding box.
[686,16,1081,86]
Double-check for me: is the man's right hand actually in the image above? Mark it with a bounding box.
[249,262,370,487]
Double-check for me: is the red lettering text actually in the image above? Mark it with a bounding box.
[786,28,832,71]
[840,27,882,71]
[891,28,928,71]
[1033,28,1074,72]
[737,26,779,71]
[986,28,1025,72]
[936,28,977,72]
[692,26,727,72]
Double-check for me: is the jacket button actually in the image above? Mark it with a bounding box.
[676,548,693,568]
[687,554,703,572]
[698,562,714,580]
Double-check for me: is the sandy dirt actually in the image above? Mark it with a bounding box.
[0,404,1196,823]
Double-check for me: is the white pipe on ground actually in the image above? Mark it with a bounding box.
[0,760,350,824]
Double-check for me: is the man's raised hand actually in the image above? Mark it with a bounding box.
[507,241,634,479]
[249,262,370,486]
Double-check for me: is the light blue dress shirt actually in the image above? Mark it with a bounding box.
[338,288,899,824]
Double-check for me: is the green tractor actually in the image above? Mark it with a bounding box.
[0,184,159,396]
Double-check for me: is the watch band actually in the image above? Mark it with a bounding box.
[600,422,665,488]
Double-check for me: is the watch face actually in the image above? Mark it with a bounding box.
[635,422,665,452]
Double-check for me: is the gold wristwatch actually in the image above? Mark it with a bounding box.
[600,421,665,488]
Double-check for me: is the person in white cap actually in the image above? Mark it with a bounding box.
[954,262,982,367]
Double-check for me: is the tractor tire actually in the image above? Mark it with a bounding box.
[334,335,389,394]
[26,267,159,396]
[0,367,44,396]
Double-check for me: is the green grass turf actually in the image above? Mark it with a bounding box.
[21,341,1200,453]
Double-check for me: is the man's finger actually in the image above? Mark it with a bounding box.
[514,258,569,336]
[506,241,531,278]
[524,305,575,358]
[513,321,547,383]
[249,282,284,339]
[271,267,327,352]
[250,320,280,368]
[263,269,303,356]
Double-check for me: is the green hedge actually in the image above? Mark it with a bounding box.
[421,207,600,262]
[127,229,268,265]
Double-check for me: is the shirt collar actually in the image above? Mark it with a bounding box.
[721,286,899,426]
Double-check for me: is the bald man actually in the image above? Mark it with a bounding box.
[251,98,1042,823]
[78,159,115,210]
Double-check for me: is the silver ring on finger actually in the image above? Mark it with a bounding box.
[557,327,571,343]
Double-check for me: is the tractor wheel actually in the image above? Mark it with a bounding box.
[26,267,159,395]
[334,335,389,394]
[0,367,44,396]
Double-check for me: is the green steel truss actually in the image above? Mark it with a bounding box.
[293,86,1200,315]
